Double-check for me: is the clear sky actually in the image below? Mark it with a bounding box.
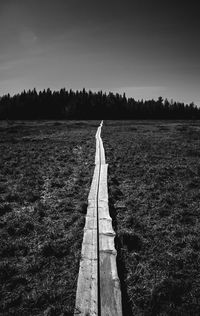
[0,0,200,104]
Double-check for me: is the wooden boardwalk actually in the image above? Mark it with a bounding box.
[74,121,122,316]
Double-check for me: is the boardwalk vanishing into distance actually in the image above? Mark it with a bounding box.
[75,121,122,316]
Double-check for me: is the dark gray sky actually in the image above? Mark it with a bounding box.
[0,0,200,104]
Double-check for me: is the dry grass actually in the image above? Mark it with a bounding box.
[0,121,98,316]
[102,120,200,316]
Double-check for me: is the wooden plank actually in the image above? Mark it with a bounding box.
[74,163,99,315]
[88,165,100,201]
[98,164,122,316]
[74,257,98,316]
[95,122,104,165]
[99,138,106,165]
[95,137,100,165]
[74,231,98,315]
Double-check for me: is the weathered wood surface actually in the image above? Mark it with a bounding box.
[74,165,99,315]
[99,164,122,316]
[75,121,122,316]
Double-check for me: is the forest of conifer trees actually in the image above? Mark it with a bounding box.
[0,88,199,120]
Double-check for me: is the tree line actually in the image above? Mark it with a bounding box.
[0,88,199,119]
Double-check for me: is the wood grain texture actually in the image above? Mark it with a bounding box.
[99,164,122,316]
[74,164,99,316]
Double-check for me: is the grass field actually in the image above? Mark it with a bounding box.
[1,120,200,316]
[0,121,98,316]
[102,120,200,316]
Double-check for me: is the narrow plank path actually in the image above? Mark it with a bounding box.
[74,121,122,316]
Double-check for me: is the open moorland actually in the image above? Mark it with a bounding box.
[102,120,200,316]
[1,120,200,316]
[0,121,98,316]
